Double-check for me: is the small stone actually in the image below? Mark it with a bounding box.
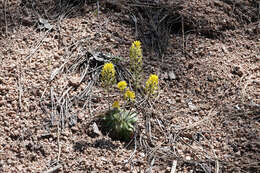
[222,45,228,53]
[71,126,78,132]
[7,159,12,165]
[77,112,85,120]
[188,101,197,111]
[207,76,214,82]
[0,100,6,106]
[29,105,35,111]
[0,86,9,93]
[231,66,243,77]
[185,155,191,161]
[234,151,241,157]
[162,72,168,80]
[69,76,81,87]
[92,123,102,136]
[168,71,177,80]
[188,63,193,69]
[0,77,5,84]
[6,111,16,116]
[100,157,107,162]
[175,97,181,103]
[195,87,201,94]
[53,53,60,60]
[167,98,176,105]
[140,152,145,157]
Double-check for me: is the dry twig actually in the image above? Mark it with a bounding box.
[42,164,62,173]
[4,0,8,35]
[26,29,51,61]
[170,160,177,173]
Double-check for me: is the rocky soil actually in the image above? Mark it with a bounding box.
[0,0,259,172]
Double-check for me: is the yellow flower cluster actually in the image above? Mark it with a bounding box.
[117,81,127,91]
[124,89,135,101]
[145,74,159,96]
[129,41,143,89]
[112,101,120,109]
[130,40,143,65]
[134,40,141,48]
[101,62,116,88]
[117,81,135,101]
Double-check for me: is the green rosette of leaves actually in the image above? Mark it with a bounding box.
[103,105,137,141]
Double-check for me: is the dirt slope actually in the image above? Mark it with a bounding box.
[0,0,259,172]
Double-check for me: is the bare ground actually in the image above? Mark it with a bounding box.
[0,0,259,172]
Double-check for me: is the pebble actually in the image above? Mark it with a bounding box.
[77,112,85,120]
[185,155,191,161]
[167,98,176,105]
[0,100,6,106]
[69,76,81,87]
[168,71,177,80]
[231,66,243,77]
[0,86,9,94]
[71,126,79,132]
[140,152,145,157]
[0,77,5,84]
[92,123,102,136]
[188,101,197,111]
[6,111,16,116]
[222,45,228,53]
[234,151,241,157]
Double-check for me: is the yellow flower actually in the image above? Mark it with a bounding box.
[133,41,141,48]
[145,74,159,95]
[101,62,116,87]
[130,41,143,64]
[112,101,120,109]
[117,81,127,91]
[124,89,135,101]
[102,63,115,77]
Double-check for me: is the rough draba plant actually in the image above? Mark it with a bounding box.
[145,74,159,98]
[100,41,159,141]
[117,81,127,91]
[129,41,143,89]
[101,66,137,141]
[103,104,137,141]
[101,62,116,89]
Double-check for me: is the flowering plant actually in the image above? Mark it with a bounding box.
[145,74,159,97]
[103,82,137,141]
[124,89,135,101]
[101,76,137,141]
[101,62,116,89]
[129,41,143,89]
[130,41,142,65]
[117,81,127,91]
[103,106,137,141]
[99,41,160,141]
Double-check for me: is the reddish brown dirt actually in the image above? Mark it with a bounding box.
[0,0,259,172]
